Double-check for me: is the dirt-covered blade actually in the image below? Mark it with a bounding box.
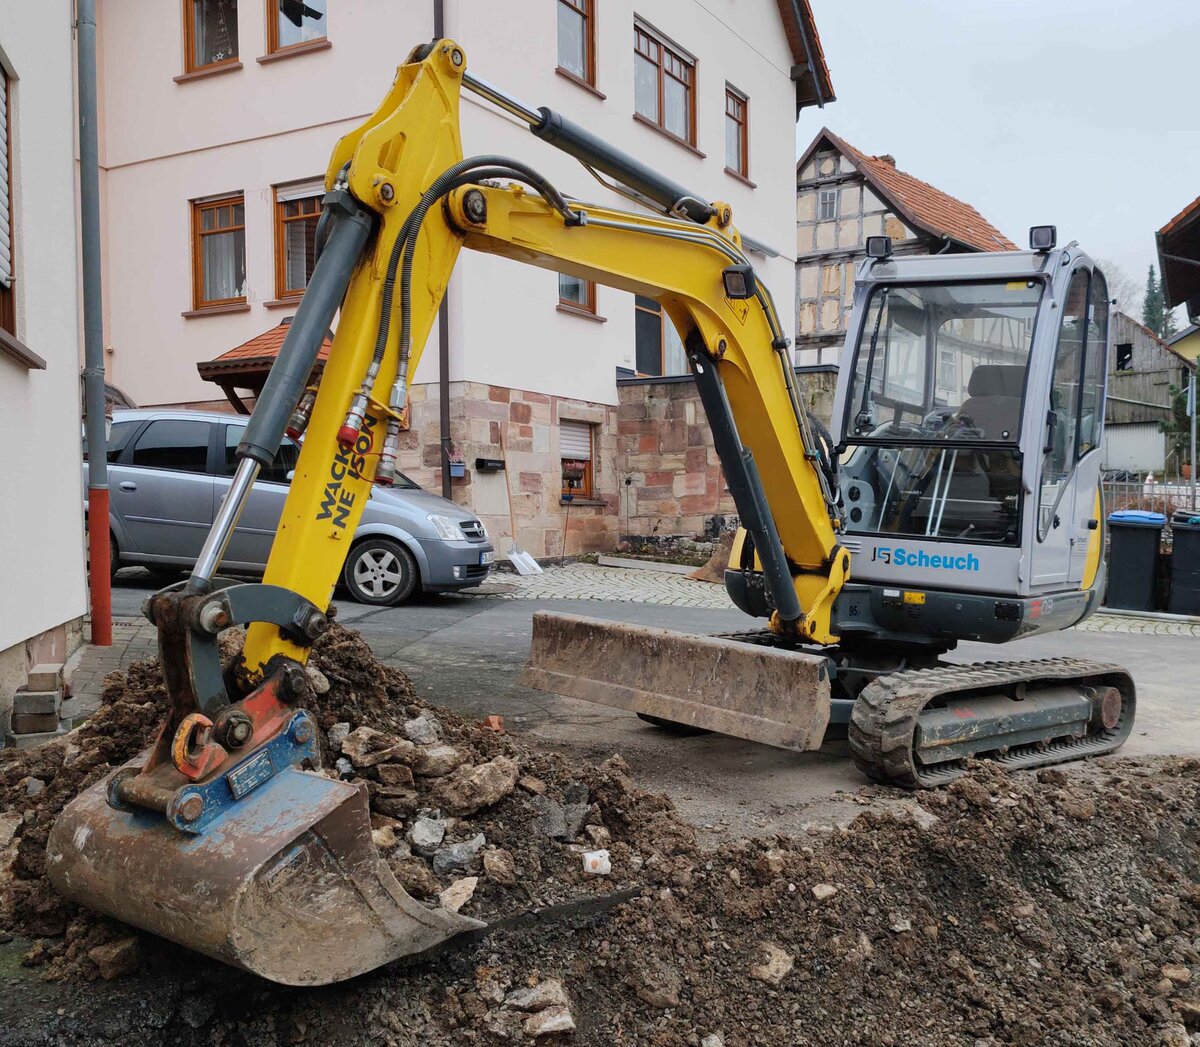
[519,611,830,751]
[46,762,482,986]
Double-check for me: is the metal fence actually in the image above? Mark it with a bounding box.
[1102,478,1199,547]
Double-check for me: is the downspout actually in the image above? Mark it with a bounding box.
[788,0,826,109]
[77,0,111,646]
[434,0,453,499]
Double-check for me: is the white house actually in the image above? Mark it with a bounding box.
[0,2,89,724]
[95,0,834,555]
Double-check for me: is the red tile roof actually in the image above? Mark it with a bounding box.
[1156,196,1200,316]
[197,317,332,380]
[773,0,836,112]
[799,129,1017,253]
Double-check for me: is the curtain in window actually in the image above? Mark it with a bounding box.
[203,230,246,302]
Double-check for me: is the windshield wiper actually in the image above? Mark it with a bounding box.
[855,288,889,431]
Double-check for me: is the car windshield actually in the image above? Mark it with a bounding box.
[843,280,1043,445]
[392,472,421,490]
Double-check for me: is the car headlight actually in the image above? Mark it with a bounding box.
[427,513,465,540]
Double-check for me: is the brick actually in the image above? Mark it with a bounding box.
[524,391,550,405]
[638,435,658,453]
[686,425,708,447]
[509,402,532,424]
[26,664,63,690]
[11,711,61,734]
[644,470,673,486]
[519,472,543,494]
[13,690,59,716]
[487,386,511,403]
[489,421,502,443]
[673,473,706,497]
[685,448,707,473]
[518,424,533,438]
[680,494,714,513]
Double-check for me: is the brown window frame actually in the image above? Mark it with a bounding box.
[633,21,697,147]
[273,184,323,300]
[182,0,241,75]
[0,68,14,340]
[191,193,247,311]
[556,0,597,90]
[560,421,595,499]
[724,85,749,180]
[557,272,597,316]
[265,0,328,57]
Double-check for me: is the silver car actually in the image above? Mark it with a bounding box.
[91,409,494,604]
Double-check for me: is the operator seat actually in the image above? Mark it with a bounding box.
[957,364,1025,441]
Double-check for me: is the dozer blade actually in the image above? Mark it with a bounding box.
[46,759,482,986]
[519,611,831,751]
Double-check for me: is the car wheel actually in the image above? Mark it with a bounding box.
[344,538,419,606]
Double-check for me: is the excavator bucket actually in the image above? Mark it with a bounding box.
[46,759,482,986]
[519,612,831,751]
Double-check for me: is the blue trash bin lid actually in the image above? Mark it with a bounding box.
[1107,509,1166,526]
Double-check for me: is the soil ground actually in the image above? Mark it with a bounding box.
[4,619,1200,1045]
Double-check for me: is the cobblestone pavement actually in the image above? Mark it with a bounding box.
[475,563,736,608]
[62,567,1200,722]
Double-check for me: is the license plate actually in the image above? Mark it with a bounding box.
[480,551,495,565]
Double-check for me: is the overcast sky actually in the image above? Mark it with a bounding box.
[804,0,1198,313]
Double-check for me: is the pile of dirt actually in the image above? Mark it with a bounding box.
[0,625,651,981]
[6,627,1200,1045]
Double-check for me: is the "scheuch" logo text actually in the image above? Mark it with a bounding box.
[871,547,980,572]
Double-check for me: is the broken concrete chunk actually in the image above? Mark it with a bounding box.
[811,883,838,901]
[371,787,420,819]
[88,937,143,981]
[0,812,22,849]
[433,833,486,875]
[530,794,589,841]
[483,847,517,885]
[413,744,468,779]
[582,849,611,876]
[407,815,446,856]
[327,722,351,750]
[377,763,415,787]
[701,1036,725,1047]
[305,665,331,695]
[23,778,45,799]
[440,876,478,913]
[505,978,569,1012]
[750,942,794,986]
[433,756,519,816]
[523,1006,576,1037]
[341,726,417,768]
[518,775,546,795]
[403,713,442,745]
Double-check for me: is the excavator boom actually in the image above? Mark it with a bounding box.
[47,41,849,984]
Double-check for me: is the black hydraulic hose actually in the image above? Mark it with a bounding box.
[369,156,580,375]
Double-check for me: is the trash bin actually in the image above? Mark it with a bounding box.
[1168,515,1200,616]
[1105,510,1166,612]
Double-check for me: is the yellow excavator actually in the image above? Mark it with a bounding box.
[48,41,1133,986]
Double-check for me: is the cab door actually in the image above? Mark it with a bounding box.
[1030,266,1108,588]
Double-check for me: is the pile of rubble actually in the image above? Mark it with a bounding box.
[5,626,1200,1046]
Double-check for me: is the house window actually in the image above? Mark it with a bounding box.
[634,22,695,145]
[267,0,327,54]
[1115,342,1133,372]
[0,70,13,337]
[818,189,838,221]
[558,273,596,315]
[274,180,323,298]
[724,86,748,178]
[184,0,239,73]
[557,0,595,86]
[634,296,687,376]
[192,194,246,309]
[561,419,594,498]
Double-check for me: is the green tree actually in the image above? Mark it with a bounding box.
[1143,265,1165,336]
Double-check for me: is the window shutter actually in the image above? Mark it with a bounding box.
[276,178,324,203]
[0,75,11,289]
[560,420,592,460]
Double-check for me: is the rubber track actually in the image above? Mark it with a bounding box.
[847,657,1136,789]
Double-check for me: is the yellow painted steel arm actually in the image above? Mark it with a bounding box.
[242,40,845,681]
